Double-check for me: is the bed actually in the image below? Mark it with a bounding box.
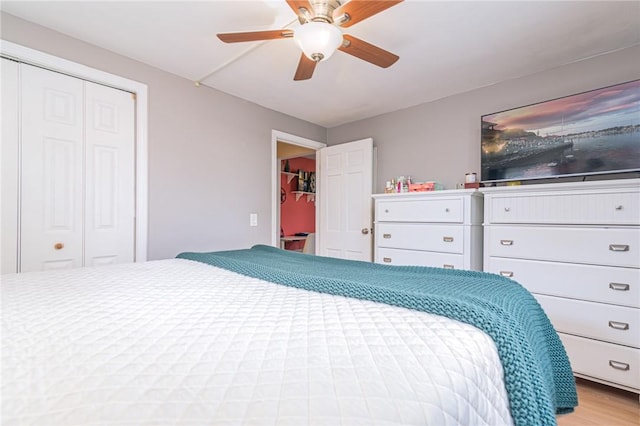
[2,245,577,425]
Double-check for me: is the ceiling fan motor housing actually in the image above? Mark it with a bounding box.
[307,0,343,24]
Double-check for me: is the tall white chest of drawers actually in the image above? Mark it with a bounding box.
[482,179,640,394]
[373,190,483,270]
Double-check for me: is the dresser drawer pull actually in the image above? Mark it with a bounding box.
[504,207,510,212]
[608,360,630,371]
[609,282,630,291]
[609,244,629,252]
[383,257,392,263]
[383,233,392,239]
[443,264,454,269]
[615,205,623,210]
[500,271,514,278]
[608,321,629,331]
[443,236,454,242]
[500,239,514,246]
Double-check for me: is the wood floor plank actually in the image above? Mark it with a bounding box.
[557,378,639,426]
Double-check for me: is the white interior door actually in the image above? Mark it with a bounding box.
[1,58,20,274]
[318,138,373,261]
[84,81,135,266]
[20,64,84,272]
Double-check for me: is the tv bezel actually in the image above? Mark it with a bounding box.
[480,79,640,184]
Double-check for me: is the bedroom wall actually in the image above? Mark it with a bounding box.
[1,12,326,260]
[327,44,640,192]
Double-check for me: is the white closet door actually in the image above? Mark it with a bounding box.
[1,58,20,274]
[84,82,135,266]
[20,64,84,272]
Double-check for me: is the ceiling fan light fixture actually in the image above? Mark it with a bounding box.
[293,21,343,62]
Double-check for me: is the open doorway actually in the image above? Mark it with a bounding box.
[279,151,315,253]
[271,130,326,252]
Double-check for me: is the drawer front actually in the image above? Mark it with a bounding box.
[376,198,463,223]
[376,223,463,254]
[376,247,464,269]
[560,333,640,390]
[485,226,640,268]
[536,294,640,348]
[487,190,639,225]
[485,257,640,308]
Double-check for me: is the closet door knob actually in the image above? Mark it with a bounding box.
[54,243,64,250]
[361,228,369,235]
[615,205,623,210]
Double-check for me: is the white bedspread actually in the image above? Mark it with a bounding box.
[2,259,513,425]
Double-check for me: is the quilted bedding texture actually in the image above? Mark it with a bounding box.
[3,258,513,425]
[178,245,578,426]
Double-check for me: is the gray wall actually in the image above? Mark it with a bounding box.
[328,45,640,191]
[1,12,326,260]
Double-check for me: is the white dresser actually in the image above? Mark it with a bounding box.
[373,190,483,270]
[482,179,640,394]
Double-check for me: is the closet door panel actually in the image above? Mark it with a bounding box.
[84,82,135,265]
[20,64,84,272]
[1,59,19,274]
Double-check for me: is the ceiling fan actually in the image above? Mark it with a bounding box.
[217,0,403,81]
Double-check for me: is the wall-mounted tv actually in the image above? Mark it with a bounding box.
[481,79,640,183]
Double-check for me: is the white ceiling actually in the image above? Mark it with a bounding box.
[2,1,639,128]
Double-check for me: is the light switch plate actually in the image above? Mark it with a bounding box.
[249,213,258,227]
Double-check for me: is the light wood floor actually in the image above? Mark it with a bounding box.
[557,378,639,426]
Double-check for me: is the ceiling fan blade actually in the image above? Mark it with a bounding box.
[286,0,315,22]
[217,29,293,43]
[293,54,317,81]
[333,0,403,28]
[338,34,399,68]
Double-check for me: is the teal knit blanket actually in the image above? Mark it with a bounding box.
[178,245,577,426]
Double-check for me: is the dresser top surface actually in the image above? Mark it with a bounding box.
[373,189,482,200]
[480,178,639,195]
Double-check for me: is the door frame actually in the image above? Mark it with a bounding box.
[1,40,149,262]
[271,130,326,248]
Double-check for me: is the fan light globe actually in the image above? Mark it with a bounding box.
[293,22,343,62]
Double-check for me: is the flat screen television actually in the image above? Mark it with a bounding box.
[481,79,640,183]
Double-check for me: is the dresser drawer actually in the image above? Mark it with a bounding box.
[560,333,640,391]
[485,257,640,308]
[376,198,463,223]
[376,247,464,269]
[376,223,464,254]
[536,295,640,348]
[485,226,640,268]
[487,190,639,225]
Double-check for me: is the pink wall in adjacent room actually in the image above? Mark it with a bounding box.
[281,157,315,250]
